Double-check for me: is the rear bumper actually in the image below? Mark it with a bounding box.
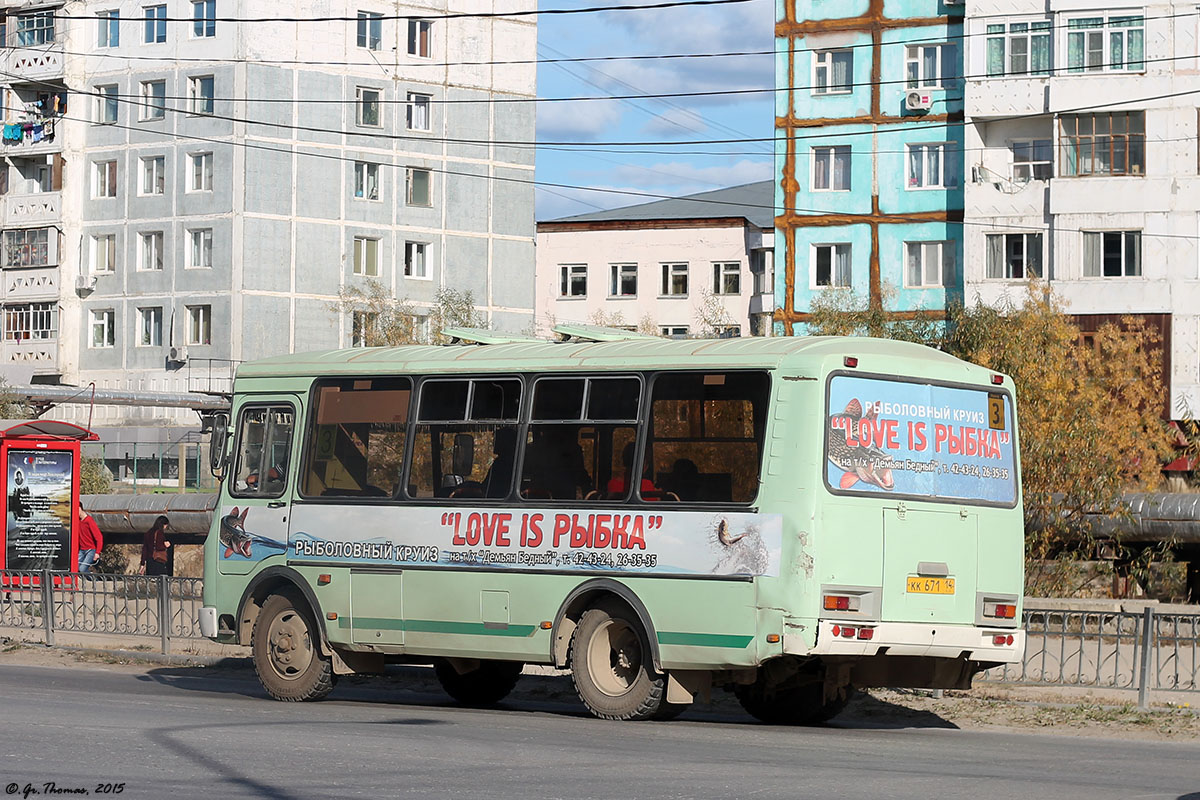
[789,620,1025,664]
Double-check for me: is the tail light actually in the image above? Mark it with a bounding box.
[823,594,860,612]
[984,601,1017,619]
[992,634,1015,646]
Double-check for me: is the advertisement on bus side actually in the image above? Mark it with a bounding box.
[824,373,1018,506]
[218,503,783,578]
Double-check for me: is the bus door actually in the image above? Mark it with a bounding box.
[880,505,978,625]
[218,398,299,576]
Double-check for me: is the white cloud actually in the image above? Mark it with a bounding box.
[640,108,709,137]
[537,99,625,141]
[604,158,773,191]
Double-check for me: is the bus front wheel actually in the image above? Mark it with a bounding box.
[252,591,335,702]
[569,602,684,721]
[434,659,523,706]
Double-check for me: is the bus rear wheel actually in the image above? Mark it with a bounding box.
[569,603,684,721]
[252,591,335,702]
[434,659,523,706]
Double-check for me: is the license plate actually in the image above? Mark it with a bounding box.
[906,576,955,595]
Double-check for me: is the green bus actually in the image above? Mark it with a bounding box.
[199,331,1024,723]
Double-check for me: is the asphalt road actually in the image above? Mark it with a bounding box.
[1,662,1197,800]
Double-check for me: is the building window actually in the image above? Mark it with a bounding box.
[813,49,852,94]
[189,75,214,114]
[357,87,381,127]
[139,231,164,271]
[404,241,428,278]
[189,228,213,268]
[907,143,957,189]
[660,326,689,339]
[354,161,379,200]
[96,85,119,124]
[406,92,431,131]
[813,243,851,287]
[407,167,431,206]
[91,310,115,348]
[16,11,55,46]
[713,262,740,295]
[4,303,57,342]
[141,156,165,195]
[610,263,637,297]
[4,229,50,268]
[192,0,216,38]
[985,20,1051,76]
[138,307,163,347]
[1083,231,1141,277]
[560,264,587,297]
[1060,112,1145,176]
[1012,139,1053,182]
[190,152,213,192]
[750,249,772,295]
[94,160,118,199]
[905,241,955,288]
[906,43,956,89]
[187,305,212,345]
[97,10,119,48]
[141,80,166,120]
[351,311,378,347]
[357,11,382,50]
[986,233,1043,279]
[144,5,167,43]
[1067,16,1144,73]
[353,237,379,276]
[812,145,851,191]
[408,19,431,57]
[661,263,688,296]
[92,234,117,274]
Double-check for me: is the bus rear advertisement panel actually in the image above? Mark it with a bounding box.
[826,373,1018,506]
[220,503,783,577]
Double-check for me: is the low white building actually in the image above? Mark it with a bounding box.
[963,0,1200,416]
[535,182,775,338]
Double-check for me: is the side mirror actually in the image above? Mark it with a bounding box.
[209,412,230,478]
[452,433,475,477]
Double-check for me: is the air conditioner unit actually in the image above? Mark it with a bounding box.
[75,275,97,291]
[905,90,934,112]
[167,345,189,363]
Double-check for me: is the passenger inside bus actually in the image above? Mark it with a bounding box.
[522,427,591,500]
[482,428,519,498]
[606,442,658,499]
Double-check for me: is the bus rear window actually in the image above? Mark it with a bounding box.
[642,372,769,503]
[302,378,411,498]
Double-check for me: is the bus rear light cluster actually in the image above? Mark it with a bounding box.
[984,602,1017,619]
[844,357,859,368]
[991,374,1004,385]
[823,594,860,612]
[831,624,874,640]
[992,634,1015,646]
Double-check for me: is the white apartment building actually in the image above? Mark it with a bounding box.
[536,182,775,339]
[0,0,536,425]
[964,0,1200,416]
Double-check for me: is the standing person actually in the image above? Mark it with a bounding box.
[77,502,103,573]
[139,515,172,576]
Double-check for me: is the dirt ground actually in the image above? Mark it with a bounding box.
[1,638,1197,740]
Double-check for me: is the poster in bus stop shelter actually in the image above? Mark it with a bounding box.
[825,374,1018,506]
[221,503,783,578]
[4,449,73,571]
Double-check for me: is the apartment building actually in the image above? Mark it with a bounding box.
[963,0,1200,417]
[0,0,535,425]
[536,182,775,338]
[774,0,965,336]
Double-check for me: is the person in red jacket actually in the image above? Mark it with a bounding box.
[77,502,103,573]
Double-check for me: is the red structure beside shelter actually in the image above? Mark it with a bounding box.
[0,419,98,579]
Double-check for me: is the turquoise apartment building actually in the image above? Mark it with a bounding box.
[775,0,964,334]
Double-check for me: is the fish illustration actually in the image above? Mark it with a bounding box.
[716,518,749,546]
[828,399,895,491]
[220,507,253,558]
[711,518,768,575]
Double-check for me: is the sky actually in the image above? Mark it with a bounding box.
[533,0,775,221]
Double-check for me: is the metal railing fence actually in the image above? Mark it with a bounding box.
[0,569,203,653]
[981,607,1200,708]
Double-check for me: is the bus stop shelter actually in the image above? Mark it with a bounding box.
[0,419,98,574]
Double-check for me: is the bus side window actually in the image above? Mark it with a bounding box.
[644,372,769,503]
[231,405,294,499]
[300,378,411,499]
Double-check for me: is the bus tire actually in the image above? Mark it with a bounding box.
[434,659,523,707]
[252,590,335,702]
[735,679,852,725]
[569,603,682,721]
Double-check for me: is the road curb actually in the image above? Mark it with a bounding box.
[55,645,253,669]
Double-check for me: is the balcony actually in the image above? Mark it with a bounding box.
[3,192,59,227]
[966,76,1049,119]
[748,293,775,315]
[966,168,1047,220]
[2,44,64,84]
[3,338,58,374]
[4,266,59,301]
